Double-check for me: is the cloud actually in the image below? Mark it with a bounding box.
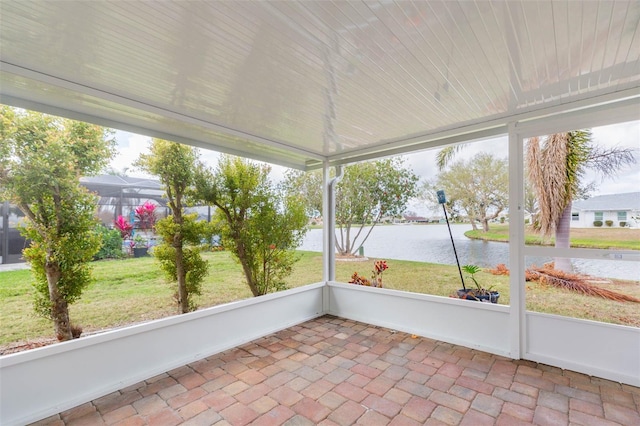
[111,132,290,182]
[111,131,152,177]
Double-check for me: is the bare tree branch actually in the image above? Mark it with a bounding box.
[585,146,636,179]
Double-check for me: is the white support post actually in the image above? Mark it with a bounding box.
[508,122,525,359]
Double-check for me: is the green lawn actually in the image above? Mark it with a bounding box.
[465,224,640,250]
[1,250,639,348]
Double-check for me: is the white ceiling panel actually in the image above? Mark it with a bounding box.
[1,1,638,169]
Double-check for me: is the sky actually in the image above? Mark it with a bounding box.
[112,120,639,214]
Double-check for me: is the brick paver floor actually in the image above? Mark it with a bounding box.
[32,315,640,425]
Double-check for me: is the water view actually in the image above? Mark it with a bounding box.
[299,224,639,281]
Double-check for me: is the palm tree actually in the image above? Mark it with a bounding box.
[438,131,635,273]
[526,130,634,272]
[436,145,463,171]
[527,132,588,272]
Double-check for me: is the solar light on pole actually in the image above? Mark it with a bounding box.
[437,190,466,290]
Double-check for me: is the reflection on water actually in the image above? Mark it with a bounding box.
[299,224,639,281]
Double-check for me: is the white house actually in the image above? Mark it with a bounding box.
[571,192,640,228]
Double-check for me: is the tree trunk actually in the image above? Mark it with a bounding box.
[45,262,73,341]
[242,259,260,296]
[554,203,573,273]
[234,235,261,296]
[345,225,352,255]
[175,232,189,313]
[482,219,490,232]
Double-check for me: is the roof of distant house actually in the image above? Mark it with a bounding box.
[572,192,640,211]
[402,215,428,221]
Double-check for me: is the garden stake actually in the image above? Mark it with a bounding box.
[437,190,466,290]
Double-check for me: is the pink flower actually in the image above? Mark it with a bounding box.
[114,215,133,238]
[135,201,157,231]
[135,201,156,216]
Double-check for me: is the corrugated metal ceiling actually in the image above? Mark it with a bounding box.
[1,1,638,169]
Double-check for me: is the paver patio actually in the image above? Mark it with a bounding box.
[31,315,640,425]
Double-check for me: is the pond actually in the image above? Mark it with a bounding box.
[299,224,639,281]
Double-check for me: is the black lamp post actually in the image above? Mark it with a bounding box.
[437,190,466,290]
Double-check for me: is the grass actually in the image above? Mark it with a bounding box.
[1,250,639,348]
[465,224,640,250]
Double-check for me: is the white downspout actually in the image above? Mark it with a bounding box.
[322,162,343,283]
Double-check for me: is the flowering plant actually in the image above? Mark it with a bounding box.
[114,215,133,239]
[349,260,389,288]
[135,201,157,231]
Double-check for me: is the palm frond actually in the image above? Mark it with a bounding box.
[526,134,573,237]
[436,145,464,171]
[526,137,550,235]
[526,266,640,303]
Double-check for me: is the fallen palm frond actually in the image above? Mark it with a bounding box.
[525,266,640,303]
[489,264,510,276]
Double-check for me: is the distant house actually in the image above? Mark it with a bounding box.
[571,192,640,228]
[401,214,429,224]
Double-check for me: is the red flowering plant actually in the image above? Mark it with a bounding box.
[349,260,389,288]
[135,201,157,232]
[114,215,133,239]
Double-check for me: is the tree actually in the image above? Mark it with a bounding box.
[418,179,463,222]
[135,139,209,313]
[435,153,509,232]
[527,130,635,272]
[523,180,538,224]
[285,158,419,256]
[284,167,323,219]
[194,155,308,296]
[437,131,636,272]
[0,107,115,341]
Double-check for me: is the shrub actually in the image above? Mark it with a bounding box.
[94,225,124,260]
[619,221,627,227]
[605,220,613,227]
[349,260,389,288]
[593,220,603,227]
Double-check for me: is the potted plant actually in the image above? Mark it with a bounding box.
[456,264,500,303]
[131,234,149,258]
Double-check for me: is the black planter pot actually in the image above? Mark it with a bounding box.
[456,289,500,304]
[133,247,148,258]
